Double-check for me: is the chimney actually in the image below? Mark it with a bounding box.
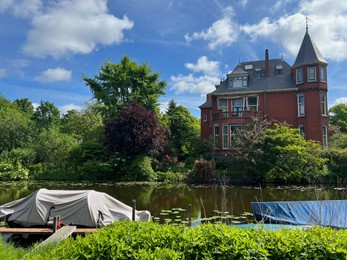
[265,49,270,78]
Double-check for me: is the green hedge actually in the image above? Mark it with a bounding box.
[25,221,347,259]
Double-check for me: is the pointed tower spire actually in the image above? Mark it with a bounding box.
[293,29,328,68]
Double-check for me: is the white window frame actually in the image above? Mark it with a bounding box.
[296,69,303,84]
[321,93,327,116]
[232,98,244,117]
[255,68,261,78]
[230,125,241,145]
[308,67,317,82]
[247,96,258,111]
[202,114,207,122]
[233,76,248,88]
[214,125,220,149]
[299,125,306,139]
[218,99,228,112]
[297,94,305,116]
[276,65,283,75]
[222,125,228,149]
[320,67,326,82]
[322,125,328,147]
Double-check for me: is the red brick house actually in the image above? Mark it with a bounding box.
[200,28,328,152]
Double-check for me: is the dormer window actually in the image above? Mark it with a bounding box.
[255,68,261,78]
[232,76,248,88]
[276,65,283,75]
[308,67,316,82]
[296,69,303,84]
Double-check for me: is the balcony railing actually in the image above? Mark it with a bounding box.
[212,109,262,120]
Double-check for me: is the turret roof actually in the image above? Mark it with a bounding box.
[293,30,328,68]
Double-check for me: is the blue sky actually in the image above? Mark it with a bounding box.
[0,0,347,118]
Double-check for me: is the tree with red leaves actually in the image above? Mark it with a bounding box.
[105,103,167,158]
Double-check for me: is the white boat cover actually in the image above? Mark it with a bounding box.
[0,189,151,227]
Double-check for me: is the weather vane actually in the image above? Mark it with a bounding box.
[305,12,309,32]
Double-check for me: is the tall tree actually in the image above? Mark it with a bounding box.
[166,99,177,116]
[83,56,166,118]
[13,98,34,115]
[166,105,200,159]
[329,104,347,133]
[0,100,35,153]
[60,103,103,143]
[232,116,271,179]
[32,100,60,129]
[259,124,327,183]
[104,103,167,158]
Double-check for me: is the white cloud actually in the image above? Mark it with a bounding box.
[59,103,83,115]
[238,0,248,8]
[185,6,239,50]
[0,0,13,12]
[332,97,347,106]
[10,59,30,68]
[13,0,42,18]
[171,74,219,95]
[35,67,72,83]
[22,0,134,58]
[185,56,220,75]
[241,0,347,61]
[0,68,6,78]
[171,56,221,95]
[159,101,169,114]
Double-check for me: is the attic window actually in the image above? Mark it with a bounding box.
[255,68,261,78]
[244,64,253,70]
[232,76,247,88]
[276,65,283,75]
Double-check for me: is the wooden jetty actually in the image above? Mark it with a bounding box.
[0,216,98,245]
[0,227,98,235]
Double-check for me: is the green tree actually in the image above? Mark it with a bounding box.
[259,124,327,183]
[32,100,61,129]
[164,105,200,160]
[34,127,77,165]
[166,99,177,116]
[83,56,166,118]
[232,116,271,180]
[13,98,34,115]
[0,100,35,153]
[60,103,103,143]
[329,103,347,133]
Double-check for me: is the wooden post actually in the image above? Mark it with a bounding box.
[132,199,136,221]
[188,204,192,227]
[53,216,60,233]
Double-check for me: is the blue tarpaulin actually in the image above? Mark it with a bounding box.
[252,200,347,229]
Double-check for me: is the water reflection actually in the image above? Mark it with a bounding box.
[1,181,347,222]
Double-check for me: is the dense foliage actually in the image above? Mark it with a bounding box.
[162,102,200,160]
[83,56,166,118]
[329,103,347,133]
[259,124,328,183]
[18,222,347,259]
[105,103,166,158]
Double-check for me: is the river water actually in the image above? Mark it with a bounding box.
[1,181,347,224]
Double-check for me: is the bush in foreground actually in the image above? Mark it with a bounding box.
[22,221,347,259]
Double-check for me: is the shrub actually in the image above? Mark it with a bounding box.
[28,222,347,259]
[0,161,29,180]
[189,158,215,184]
[155,171,184,182]
[76,161,113,181]
[0,148,36,167]
[322,148,347,183]
[123,155,157,181]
